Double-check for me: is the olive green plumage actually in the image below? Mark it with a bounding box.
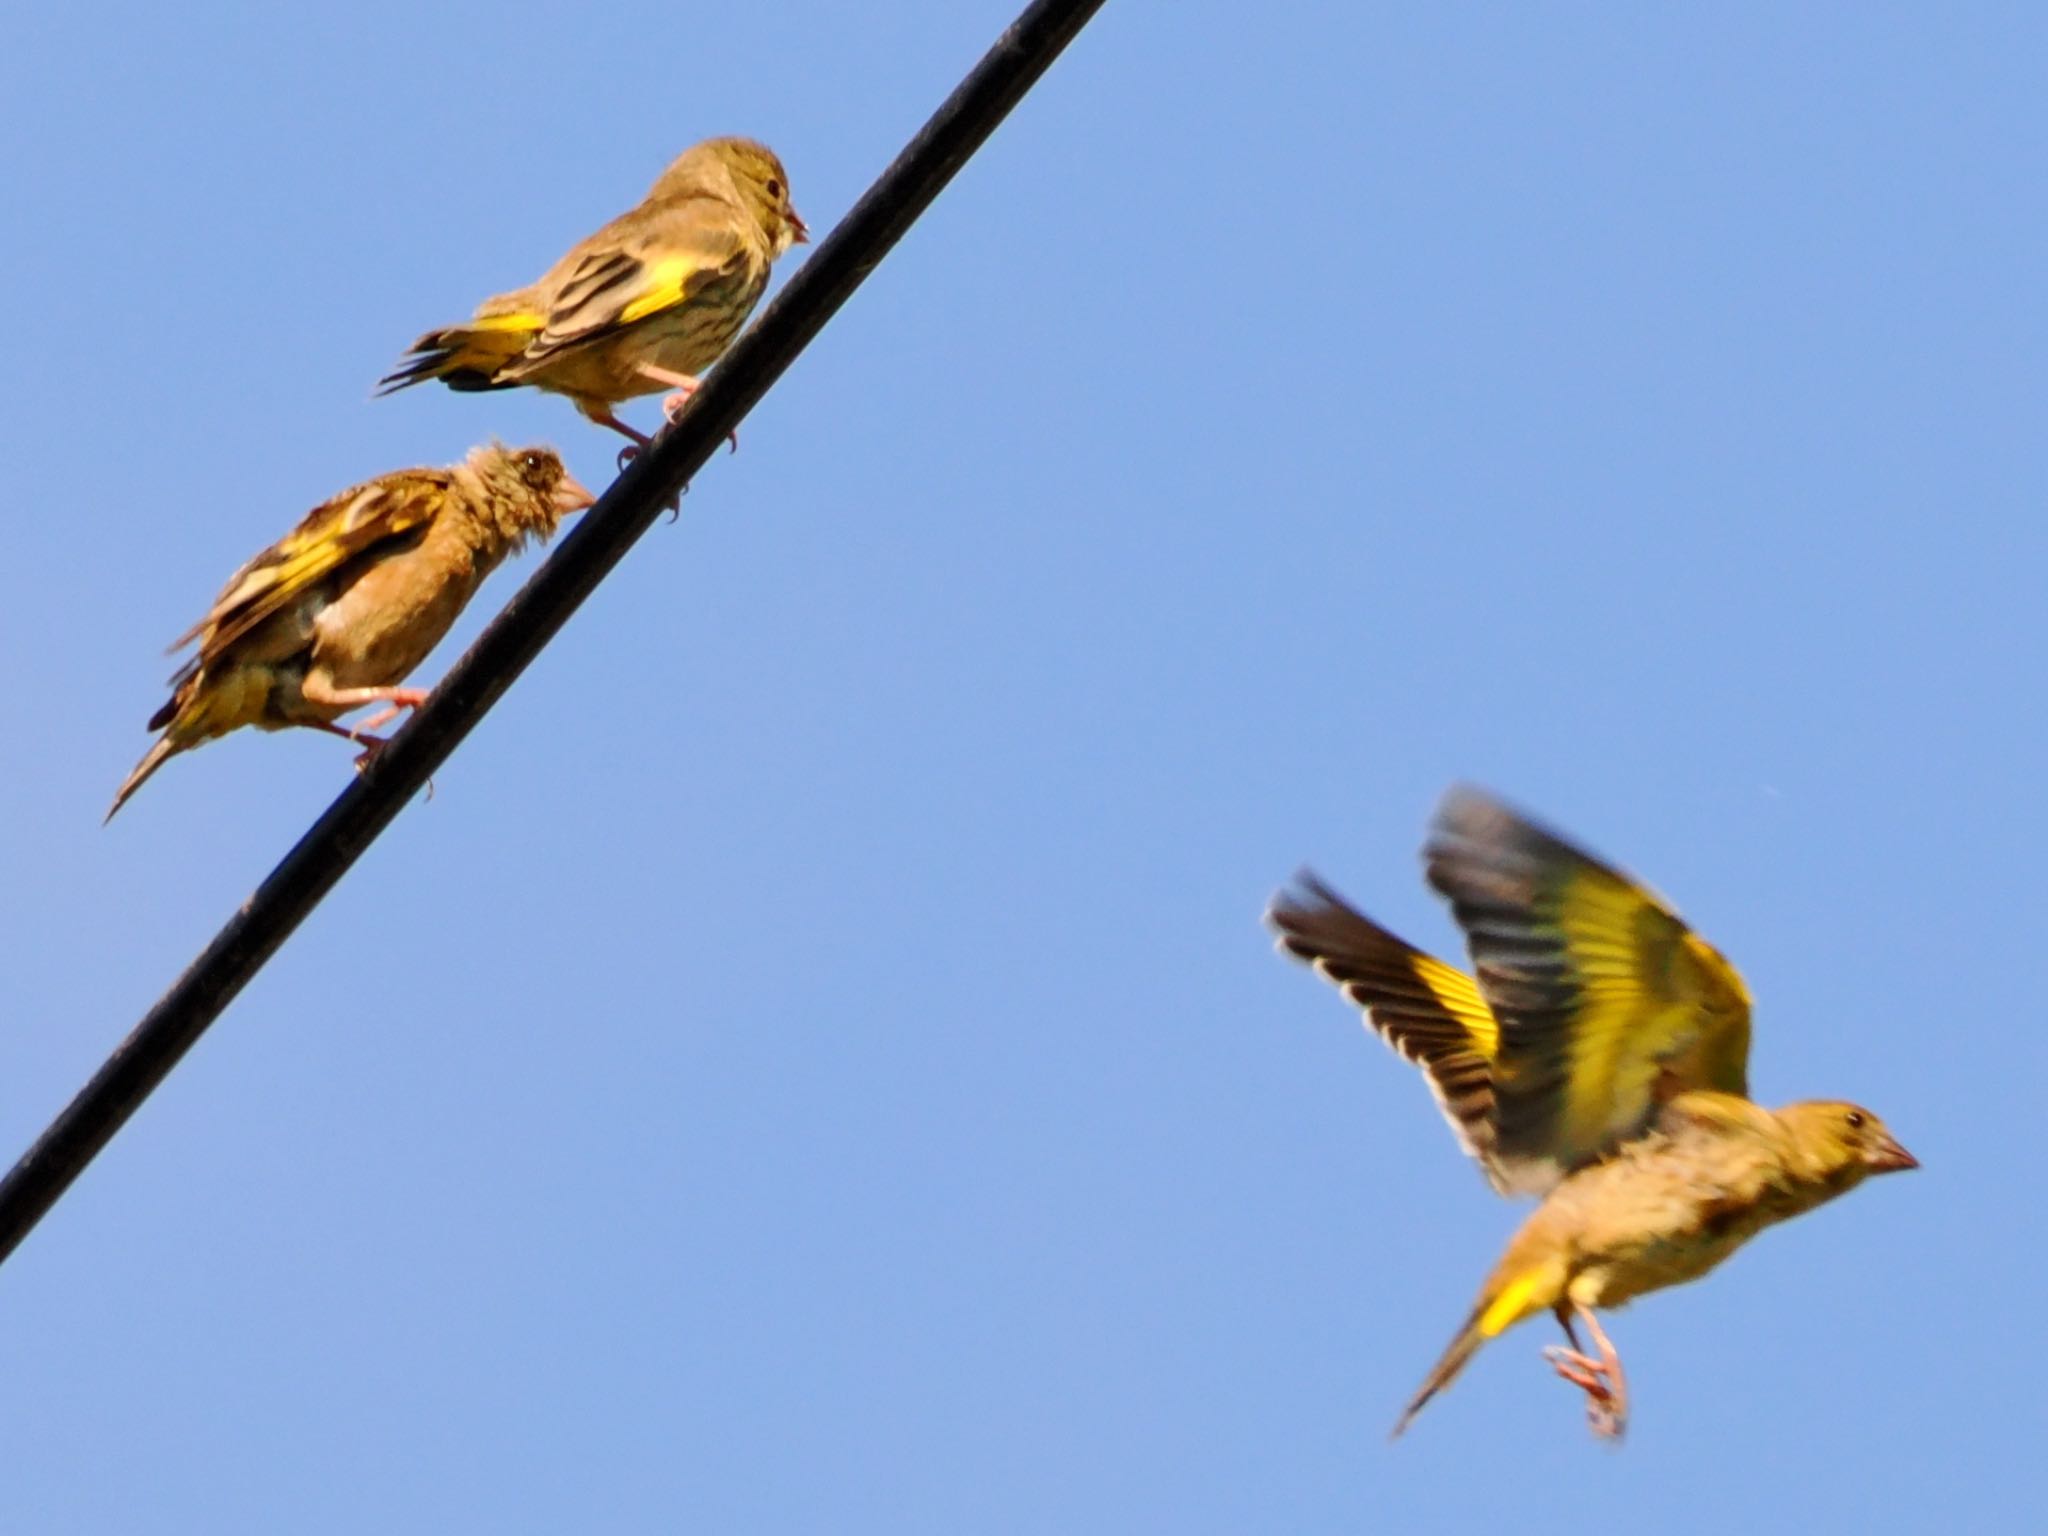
[378,137,807,446]
[1393,1091,1914,1438]
[109,445,593,820]
[1270,786,1916,1439]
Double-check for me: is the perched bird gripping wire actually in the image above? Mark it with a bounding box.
[377,137,807,455]
[108,444,593,820]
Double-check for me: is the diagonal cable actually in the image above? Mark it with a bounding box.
[0,0,1109,1270]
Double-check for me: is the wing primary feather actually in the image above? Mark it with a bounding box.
[1424,785,1754,1182]
[1268,872,1506,1186]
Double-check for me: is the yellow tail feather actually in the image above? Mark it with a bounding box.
[375,317,537,395]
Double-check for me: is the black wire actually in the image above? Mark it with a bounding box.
[0,0,1110,1270]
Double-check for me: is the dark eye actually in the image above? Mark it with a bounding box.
[520,451,548,476]
[766,178,782,198]
[1845,1110,1866,1129]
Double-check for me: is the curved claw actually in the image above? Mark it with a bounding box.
[348,741,432,798]
[347,733,391,773]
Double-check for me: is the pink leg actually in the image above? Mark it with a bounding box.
[350,703,409,736]
[635,363,737,453]
[302,683,428,715]
[301,682,428,763]
[574,404,654,473]
[303,718,391,773]
[302,718,433,796]
[305,719,386,751]
[1541,1304,1629,1441]
[582,405,652,447]
[602,371,700,520]
[1578,1306,1628,1432]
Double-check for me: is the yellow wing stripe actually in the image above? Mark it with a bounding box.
[1554,872,1673,1160]
[616,257,701,326]
[1410,952,1500,1058]
[468,311,543,334]
[1266,875,1509,1186]
[245,489,392,606]
[1425,786,1756,1190]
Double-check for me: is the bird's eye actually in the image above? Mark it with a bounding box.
[766,178,782,198]
[1845,1110,1866,1129]
[521,451,547,475]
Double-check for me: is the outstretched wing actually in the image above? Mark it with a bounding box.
[1424,786,1753,1193]
[174,471,450,665]
[1269,873,1512,1189]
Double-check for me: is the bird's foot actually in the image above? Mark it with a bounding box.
[346,733,434,800]
[349,732,390,774]
[612,441,687,520]
[1542,1346,1627,1441]
[640,367,738,454]
[658,388,739,454]
[349,696,425,737]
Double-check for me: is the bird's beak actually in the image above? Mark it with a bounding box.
[555,473,597,516]
[1867,1135,1919,1174]
[790,208,810,244]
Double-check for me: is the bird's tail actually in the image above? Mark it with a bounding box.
[1392,1314,1488,1439]
[375,312,538,396]
[106,735,181,823]
[1391,1260,1560,1437]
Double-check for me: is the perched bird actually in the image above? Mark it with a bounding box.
[377,137,808,449]
[1267,787,1915,1439]
[108,444,594,820]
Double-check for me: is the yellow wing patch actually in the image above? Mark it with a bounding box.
[467,311,544,333]
[1548,874,1752,1167]
[1269,874,1510,1189]
[174,476,448,664]
[615,256,704,326]
[1426,786,1754,1192]
[1408,950,1500,1059]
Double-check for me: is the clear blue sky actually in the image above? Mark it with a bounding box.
[2,2,2040,1528]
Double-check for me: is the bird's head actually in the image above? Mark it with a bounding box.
[1777,1100,1918,1193]
[468,443,595,542]
[668,137,809,256]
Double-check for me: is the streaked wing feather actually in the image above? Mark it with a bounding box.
[175,474,449,662]
[1424,787,1753,1187]
[521,198,751,361]
[1269,873,1511,1189]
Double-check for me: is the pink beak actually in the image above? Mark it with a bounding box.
[554,473,597,516]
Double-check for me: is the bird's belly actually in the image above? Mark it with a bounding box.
[1572,1214,1768,1310]
[571,277,767,403]
[306,576,474,699]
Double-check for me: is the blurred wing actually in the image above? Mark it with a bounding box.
[174,472,449,662]
[1269,873,1510,1189]
[1424,786,1753,1192]
[515,196,752,364]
